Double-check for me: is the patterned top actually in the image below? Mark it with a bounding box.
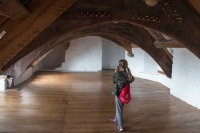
[112,70,135,96]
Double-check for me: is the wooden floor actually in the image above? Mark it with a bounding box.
[1,71,200,133]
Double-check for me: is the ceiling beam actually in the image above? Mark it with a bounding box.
[146,29,165,41]
[188,0,200,14]
[27,0,200,59]
[2,0,200,76]
[0,0,30,22]
[0,0,77,73]
[116,38,133,54]
[154,40,184,48]
[130,43,138,48]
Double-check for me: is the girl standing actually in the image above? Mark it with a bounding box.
[109,59,134,132]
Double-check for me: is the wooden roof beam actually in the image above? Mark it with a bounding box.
[188,0,200,14]
[116,38,133,55]
[154,40,185,48]
[130,43,138,48]
[0,0,31,22]
[0,0,76,74]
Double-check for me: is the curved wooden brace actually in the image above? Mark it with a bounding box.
[97,35,124,47]
[14,0,199,60]
[59,0,200,55]
[4,23,172,77]
[1,0,199,76]
[116,38,133,54]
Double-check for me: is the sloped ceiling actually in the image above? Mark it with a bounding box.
[0,0,200,78]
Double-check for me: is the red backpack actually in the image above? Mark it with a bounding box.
[119,84,131,104]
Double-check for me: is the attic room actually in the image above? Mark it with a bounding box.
[0,0,200,132]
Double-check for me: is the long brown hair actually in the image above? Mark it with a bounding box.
[118,59,132,80]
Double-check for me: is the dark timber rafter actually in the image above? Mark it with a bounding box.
[154,40,184,48]
[0,0,77,73]
[1,0,200,77]
[0,0,30,22]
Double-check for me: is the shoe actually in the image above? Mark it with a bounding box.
[117,125,123,132]
[109,117,116,123]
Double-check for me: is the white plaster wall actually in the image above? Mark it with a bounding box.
[102,38,125,69]
[126,48,171,86]
[12,59,44,87]
[62,36,102,72]
[14,67,33,86]
[126,48,146,75]
[127,49,142,72]
[0,77,7,91]
[126,48,200,109]
[143,52,158,74]
[42,42,67,70]
[10,36,102,87]
[170,48,200,108]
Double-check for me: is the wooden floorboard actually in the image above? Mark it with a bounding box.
[0,70,200,133]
